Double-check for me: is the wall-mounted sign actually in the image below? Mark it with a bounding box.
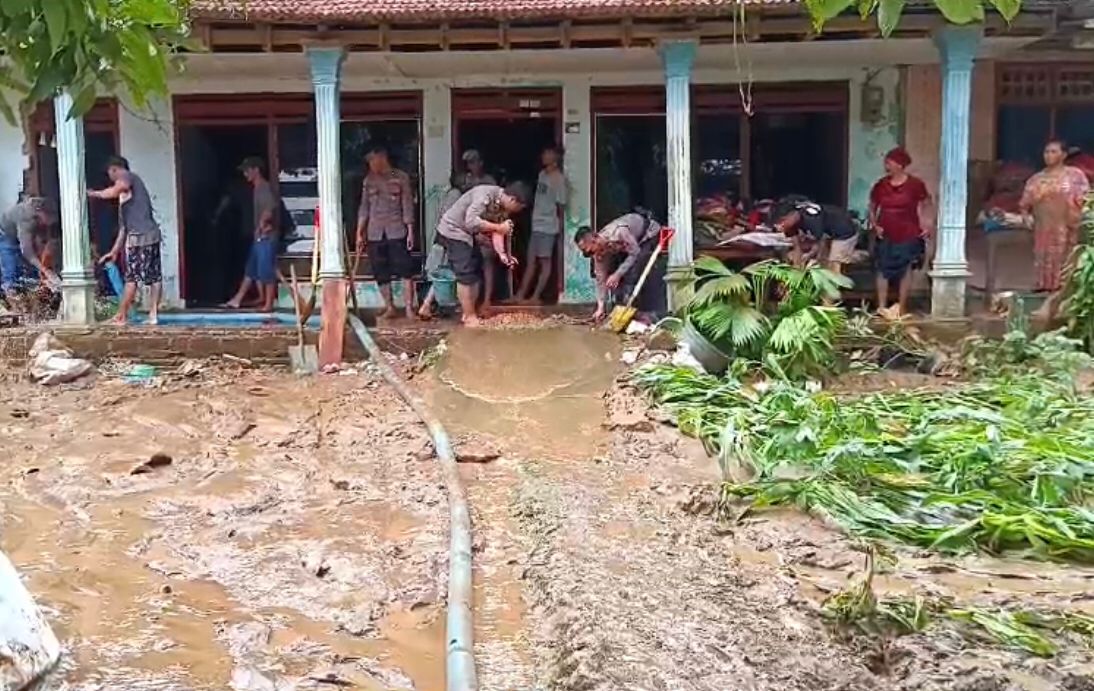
[565,121,581,134]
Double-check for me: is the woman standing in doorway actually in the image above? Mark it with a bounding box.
[869,147,933,318]
[1019,139,1090,321]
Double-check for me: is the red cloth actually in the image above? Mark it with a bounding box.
[885,147,912,168]
[870,175,929,243]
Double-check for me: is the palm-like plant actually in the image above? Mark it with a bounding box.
[684,257,853,378]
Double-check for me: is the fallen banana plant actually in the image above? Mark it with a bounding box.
[634,342,1094,562]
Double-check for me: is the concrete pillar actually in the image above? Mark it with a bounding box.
[561,80,596,304]
[422,85,453,248]
[307,45,348,365]
[930,26,981,319]
[54,90,96,325]
[659,40,697,310]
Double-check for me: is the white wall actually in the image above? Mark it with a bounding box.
[0,112,27,208]
[119,98,182,306]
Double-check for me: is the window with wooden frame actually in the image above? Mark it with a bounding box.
[28,99,120,258]
[996,63,1094,168]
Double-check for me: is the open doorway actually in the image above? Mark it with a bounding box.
[453,89,561,304]
[178,125,267,307]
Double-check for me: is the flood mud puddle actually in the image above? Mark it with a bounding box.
[423,327,623,685]
[426,326,620,460]
[0,375,460,691]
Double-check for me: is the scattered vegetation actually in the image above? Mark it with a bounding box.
[681,258,852,379]
[823,550,1094,658]
[634,332,1094,563]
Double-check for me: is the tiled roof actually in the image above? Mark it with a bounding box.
[193,0,795,23]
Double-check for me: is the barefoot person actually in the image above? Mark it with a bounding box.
[772,195,859,274]
[517,146,568,303]
[92,156,163,325]
[435,182,528,327]
[355,145,417,320]
[869,147,933,317]
[574,210,665,323]
[0,197,60,309]
[460,150,502,312]
[225,157,280,311]
[1020,139,1090,322]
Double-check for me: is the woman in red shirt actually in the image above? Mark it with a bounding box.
[869,147,933,316]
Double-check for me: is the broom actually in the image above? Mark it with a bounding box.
[607,226,674,333]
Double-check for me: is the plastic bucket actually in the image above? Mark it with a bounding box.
[681,318,731,374]
[430,268,458,307]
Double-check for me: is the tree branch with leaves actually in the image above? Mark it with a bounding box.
[0,0,198,124]
[804,0,1023,37]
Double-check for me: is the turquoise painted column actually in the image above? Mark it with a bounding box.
[930,26,981,319]
[54,90,96,325]
[659,40,697,309]
[307,46,347,280]
[307,45,348,365]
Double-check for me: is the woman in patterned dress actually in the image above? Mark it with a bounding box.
[1020,139,1090,320]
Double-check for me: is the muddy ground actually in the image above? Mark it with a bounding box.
[3,326,1094,691]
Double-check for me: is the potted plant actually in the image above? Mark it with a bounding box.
[680,257,852,378]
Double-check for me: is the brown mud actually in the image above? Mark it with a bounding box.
[3,328,1094,691]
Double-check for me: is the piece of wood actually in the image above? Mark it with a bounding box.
[319,279,348,368]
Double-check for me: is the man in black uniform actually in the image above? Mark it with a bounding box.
[771,196,860,275]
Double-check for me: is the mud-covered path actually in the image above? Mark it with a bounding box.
[1,364,453,690]
[6,328,1094,691]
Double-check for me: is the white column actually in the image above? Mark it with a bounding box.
[930,26,981,319]
[54,90,96,325]
[422,84,453,247]
[306,46,347,280]
[659,40,697,308]
[561,79,596,303]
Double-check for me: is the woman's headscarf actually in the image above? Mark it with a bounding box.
[884,147,912,169]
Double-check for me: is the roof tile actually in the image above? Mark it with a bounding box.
[193,0,793,23]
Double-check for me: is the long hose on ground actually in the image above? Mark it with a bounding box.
[346,314,477,691]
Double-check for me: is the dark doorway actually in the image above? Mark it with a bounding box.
[594,115,668,229]
[178,124,267,307]
[749,111,845,205]
[455,117,558,303]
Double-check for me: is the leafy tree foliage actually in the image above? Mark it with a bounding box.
[0,0,195,123]
[804,0,1023,36]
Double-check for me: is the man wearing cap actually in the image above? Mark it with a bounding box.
[460,150,496,190]
[436,182,528,327]
[0,196,60,307]
[355,146,417,320]
[574,210,665,322]
[461,150,503,310]
[92,156,163,325]
[225,156,280,311]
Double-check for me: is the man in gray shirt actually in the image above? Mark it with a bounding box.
[225,156,280,311]
[574,211,664,322]
[436,182,528,326]
[92,156,163,325]
[516,146,568,304]
[0,197,59,305]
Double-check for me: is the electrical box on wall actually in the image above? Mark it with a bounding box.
[860,83,886,127]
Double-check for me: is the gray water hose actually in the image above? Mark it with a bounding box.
[347,314,477,691]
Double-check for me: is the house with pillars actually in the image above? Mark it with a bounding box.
[0,0,1089,324]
